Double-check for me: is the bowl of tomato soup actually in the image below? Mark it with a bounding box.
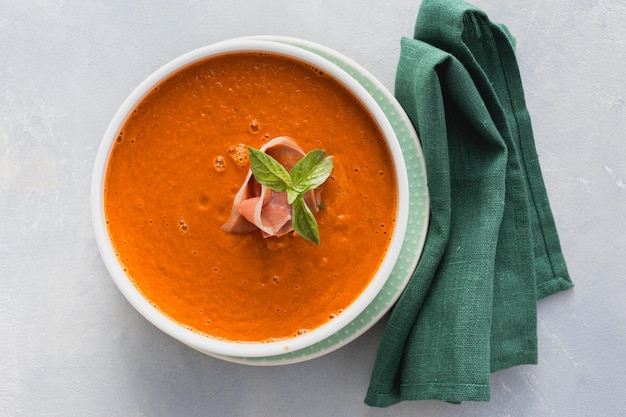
[92,39,409,358]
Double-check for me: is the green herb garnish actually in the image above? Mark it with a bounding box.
[247,146,334,245]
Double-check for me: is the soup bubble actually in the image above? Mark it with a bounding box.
[228,143,249,168]
[213,156,226,172]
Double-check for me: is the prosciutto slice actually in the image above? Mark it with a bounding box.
[221,137,320,238]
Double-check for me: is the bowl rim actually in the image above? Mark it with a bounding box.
[91,38,409,358]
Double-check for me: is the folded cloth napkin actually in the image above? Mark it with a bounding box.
[365,0,573,406]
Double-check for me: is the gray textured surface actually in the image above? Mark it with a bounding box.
[1,1,624,416]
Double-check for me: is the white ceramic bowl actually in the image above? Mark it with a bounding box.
[91,38,409,358]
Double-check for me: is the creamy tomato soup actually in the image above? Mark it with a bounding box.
[104,52,397,342]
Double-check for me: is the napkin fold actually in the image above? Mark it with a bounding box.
[365,0,573,406]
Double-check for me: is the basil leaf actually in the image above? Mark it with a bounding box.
[290,149,326,185]
[247,146,292,192]
[291,149,334,195]
[287,188,300,205]
[292,194,320,245]
[294,157,333,194]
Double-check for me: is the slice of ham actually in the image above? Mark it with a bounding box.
[221,136,320,238]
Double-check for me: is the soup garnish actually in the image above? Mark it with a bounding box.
[241,140,333,244]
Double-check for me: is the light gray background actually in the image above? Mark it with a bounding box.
[2,1,624,416]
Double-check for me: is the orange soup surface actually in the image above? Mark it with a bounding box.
[104,52,398,342]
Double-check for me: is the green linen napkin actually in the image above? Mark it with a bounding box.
[365,0,573,406]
